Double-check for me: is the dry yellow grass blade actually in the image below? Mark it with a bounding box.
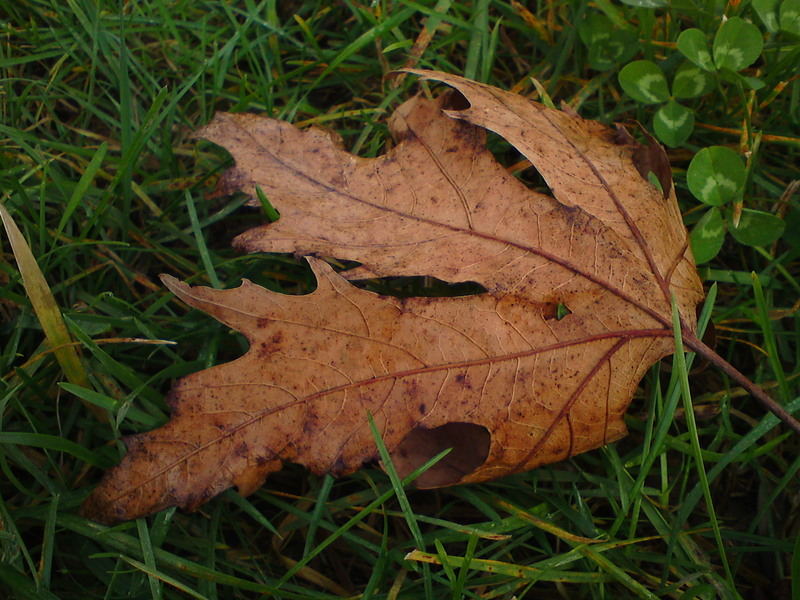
[0,202,104,420]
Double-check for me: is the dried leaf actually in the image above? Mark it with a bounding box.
[83,70,705,524]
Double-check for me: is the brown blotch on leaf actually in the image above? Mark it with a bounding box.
[206,167,252,201]
[390,422,491,488]
[614,123,672,199]
[440,89,470,111]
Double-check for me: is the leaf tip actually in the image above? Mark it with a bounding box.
[159,273,184,295]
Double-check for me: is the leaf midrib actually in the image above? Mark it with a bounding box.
[228,117,676,331]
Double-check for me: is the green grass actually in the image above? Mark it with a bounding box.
[1,1,799,598]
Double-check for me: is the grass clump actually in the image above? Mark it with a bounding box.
[1,1,799,598]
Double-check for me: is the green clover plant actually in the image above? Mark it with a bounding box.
[617,16,768,148]
[579,2,793,265]
[688,147,785,263]
[603,5,795,265]
[752,0,800,36]
[618,59,713,146]
[577,13,638,71]
[677,16,764,87]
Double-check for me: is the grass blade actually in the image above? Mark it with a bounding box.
[671,298,738,599]
[0,204,94,401]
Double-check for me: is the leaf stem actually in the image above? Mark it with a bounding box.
[682,331,800,435]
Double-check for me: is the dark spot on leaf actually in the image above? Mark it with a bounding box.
[541,302,558,320]
[404,380,420,399]
[632,142,672,199]
[331,455,348,476]
[208,167,252,200]
[441,89,470,111]
[559,202,585,227]
[611,125,635,146]
[609,123,672,198]
[390,422,491,488]
[303,416,319,434]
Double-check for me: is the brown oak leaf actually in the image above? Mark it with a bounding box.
[83,70,707,524]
